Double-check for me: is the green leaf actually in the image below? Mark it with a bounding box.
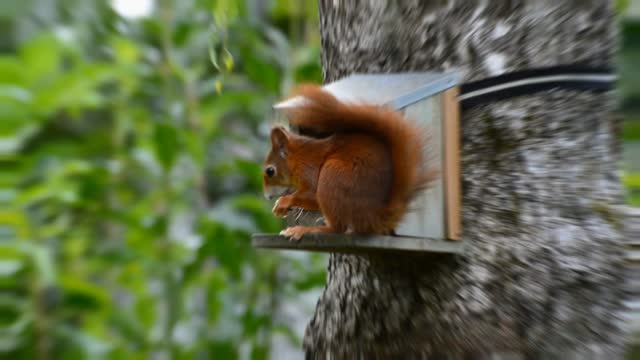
[197,216,250,279]
[110,36,140,65]
[208,44,220,71]
[212,0,242,29]
[134,295,156,331]
[19,34,64,83]
[250,344,268,360]
[109,311,148,349]
[234,159,264,191]
[0,56,25,84]
[32,63,117,116]
[628,191,640,207]
[0,124,39,155]
[624,172,640,188]
[623,120,640,142]
[152,123,180,171]
[0,294,29,328]
[205,270,226,322]
[223,48,234,72]
[616,0,630,14]
[18,244,56,286]
[60,277,108,313]
[208,341,237,359]
[242,310,270,337]
[624,172,640,207]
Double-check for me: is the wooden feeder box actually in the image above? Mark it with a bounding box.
[252,72,464,254]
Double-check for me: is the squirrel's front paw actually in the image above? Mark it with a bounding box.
[272,197,291,217]
[280,226,306,242]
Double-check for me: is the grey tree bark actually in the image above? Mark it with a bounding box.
[302,1,630,358]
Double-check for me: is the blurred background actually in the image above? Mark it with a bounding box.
[0,0,638,359]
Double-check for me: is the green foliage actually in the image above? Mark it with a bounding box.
[1,0,324,358]
[617,0,631,14]
[621,20,640,117]
[624,172,640,206]
[620,12,640,208]
[623,120,640,142]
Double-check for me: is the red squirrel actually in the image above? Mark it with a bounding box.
[262,84,435,241]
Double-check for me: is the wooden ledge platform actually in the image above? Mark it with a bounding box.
[251,233,465,254]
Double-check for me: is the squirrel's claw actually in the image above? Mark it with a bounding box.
[280,226,304,242]
[272,197,291,218]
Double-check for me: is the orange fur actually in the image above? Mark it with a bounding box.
[263,84,436,241]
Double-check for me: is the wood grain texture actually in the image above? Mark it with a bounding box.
[442,87,461,240]
[252,233,465,254]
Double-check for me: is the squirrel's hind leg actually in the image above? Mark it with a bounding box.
[280,225,334,242]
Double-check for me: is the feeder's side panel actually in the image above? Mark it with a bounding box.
[442,87,462,240]
[394,96,445,239]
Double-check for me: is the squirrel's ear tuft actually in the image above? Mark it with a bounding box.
[270,126,289,156]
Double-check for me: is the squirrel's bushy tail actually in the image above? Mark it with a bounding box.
[286,84,437,233]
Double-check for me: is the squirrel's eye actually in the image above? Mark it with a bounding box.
[265,166,276,177]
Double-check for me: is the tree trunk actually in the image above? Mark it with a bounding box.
[303,1,629,358]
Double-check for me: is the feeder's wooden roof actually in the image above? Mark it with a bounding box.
[274,71,462,111]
